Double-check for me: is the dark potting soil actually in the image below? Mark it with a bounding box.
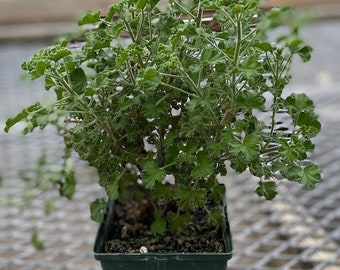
[103,199,226,254]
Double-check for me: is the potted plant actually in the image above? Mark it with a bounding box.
[4,0,322,269]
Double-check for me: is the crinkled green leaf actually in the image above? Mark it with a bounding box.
[137,68,161,90]
[104,4,117,22]
[78,11,101,26]
[272,161,299,181]
[70,68,87,94]
[297,164,322,188]
[236,90,265,110]
[191,152,213,178]
[143,100,168,118]
[255,42,273,52]
[209,183,226,202]
[230,134,261,161]
[106,183,119,200]
[115,50,128,68]
[249,161,272,178]
[285,94,321,137]
[240,55,262,78]
[44,75,55,90]
[200,46,225,66]
[34,61,48,78]
[167,212,191,233]
[93,39,111,50]
[287,39,304,53]
[230,155,248,172]
[297,111,321,137]
[287,39,312,62]
[152,182,174,201]
[85,87,96,96]
[4,103,43,133]
[49,45,71,62]
[105,174,120,199]
[106,21,125,39]
[256,181,278,200]
[285,93,315,114]
[303,139,315,152]
[208,207,224,226]
[90,198,107,222]
[177,186,206,210]
[141,160,166,188]
[208,141,223,157]
[279,139,302,163]
[232,4,245,14]
[150,210,166,234]
[297,45,312,62]
[177,140,198,163]
[273,162,321,188]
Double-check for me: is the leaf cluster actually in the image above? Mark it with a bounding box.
[4,0,322,235]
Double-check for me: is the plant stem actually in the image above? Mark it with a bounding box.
[205,38,233,63]
[159,82,197,98]
[123,17,136,43]
[49,71,75,96]
[135,10,144,42]
[220,8,236,27]
[234,14,242,68]
[161,161,177,170]
[172,0,196,20]
[196,2,203,28]
[157,127,165,167]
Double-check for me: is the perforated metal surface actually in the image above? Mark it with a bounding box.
[1,20,340,270]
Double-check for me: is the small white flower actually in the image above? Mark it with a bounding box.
[139,246,148,253]
[162,174,176,185]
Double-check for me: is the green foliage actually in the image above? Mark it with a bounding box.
[150,210,167,234]
[191,152,214,178]
[4,103,44,134]
[142,159,165,186]
[177,187,207,210]
[4,0,322,237]
[285,93,321,136]
[18,153,76,201]
[167,212,191,233]
[32,228,45,251]
[208,207,224,227]
[78,11,101,26]
[256,180,278,200]
[297,164,322,188]
[230,134,261,161]
[90,198,107,222]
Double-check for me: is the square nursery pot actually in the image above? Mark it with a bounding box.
[94,199,233,270]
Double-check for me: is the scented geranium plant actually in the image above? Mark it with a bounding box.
[5,0,321,241]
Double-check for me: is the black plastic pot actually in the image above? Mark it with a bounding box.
[94,199,232,270]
